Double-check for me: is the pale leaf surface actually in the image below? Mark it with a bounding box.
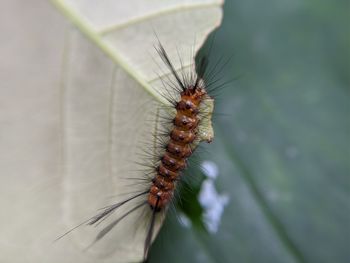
[0,0,223,263]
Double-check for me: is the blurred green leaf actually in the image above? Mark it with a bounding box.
[0,1,223,262]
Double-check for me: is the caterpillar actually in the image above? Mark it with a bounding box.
[57,39,219,263]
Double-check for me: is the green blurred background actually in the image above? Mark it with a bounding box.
[148,0,350,262]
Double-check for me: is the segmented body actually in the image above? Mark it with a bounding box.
[148,86,207,210]
[56,41,217,263]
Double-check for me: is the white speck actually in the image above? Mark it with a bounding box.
[201,160,219,179]
[199,180,229,233]
[178,213,192,228]
[199,161,229,234]
[201,131,208,137]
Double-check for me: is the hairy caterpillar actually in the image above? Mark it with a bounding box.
[57,37,224,263]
